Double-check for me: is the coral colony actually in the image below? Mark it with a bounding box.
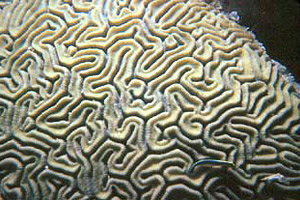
[0,0,299,199]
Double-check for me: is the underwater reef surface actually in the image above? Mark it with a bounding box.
[219,0,300,83]
[0,0,299,199]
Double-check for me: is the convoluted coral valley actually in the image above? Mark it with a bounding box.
[0,0,299,199]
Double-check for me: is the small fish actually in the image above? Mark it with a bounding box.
[261,173,289,184]
[188,159,235,173]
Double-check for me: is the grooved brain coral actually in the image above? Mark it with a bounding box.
[0,0,299,199]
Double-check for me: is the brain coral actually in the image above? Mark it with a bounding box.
[0,0,299,199]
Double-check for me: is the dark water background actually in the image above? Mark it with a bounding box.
[220,0,300,82]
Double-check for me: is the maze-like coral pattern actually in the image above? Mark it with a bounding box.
[0,0,299,199]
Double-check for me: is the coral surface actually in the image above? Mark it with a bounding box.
[0,0,299,199]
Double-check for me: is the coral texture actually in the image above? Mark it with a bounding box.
[0,0,299,199]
